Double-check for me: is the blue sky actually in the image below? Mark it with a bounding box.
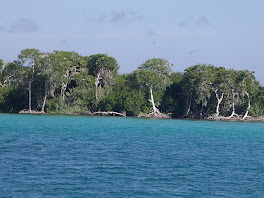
[1,0,264,84]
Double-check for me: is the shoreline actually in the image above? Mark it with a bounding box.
[3,110,261,122]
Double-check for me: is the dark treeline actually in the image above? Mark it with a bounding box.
[0,49,264,119]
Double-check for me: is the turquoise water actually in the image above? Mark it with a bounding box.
[0,114,263,197]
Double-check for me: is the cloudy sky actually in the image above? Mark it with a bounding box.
[1,0,264,84]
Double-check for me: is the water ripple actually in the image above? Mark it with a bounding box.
[0,114,264,197]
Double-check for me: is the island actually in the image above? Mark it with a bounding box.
[0,49,264,121]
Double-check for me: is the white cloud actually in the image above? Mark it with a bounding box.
[89,9,143,25]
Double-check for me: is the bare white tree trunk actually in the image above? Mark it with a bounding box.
[214,89,224,117]
[29,79,32,111]
[41,83,48,113]
[242,91,250,120]
[61,83,67,101]
[95,72,101,101]
[41,93,47,113]
[28,66,36,111]
[186,99,191,116]
[148,85,160,115]
[228,93,238,118]
[61,70,70,101]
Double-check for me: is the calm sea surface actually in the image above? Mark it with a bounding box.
[0,114,263,197]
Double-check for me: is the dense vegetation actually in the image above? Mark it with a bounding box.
[0,49,263,119]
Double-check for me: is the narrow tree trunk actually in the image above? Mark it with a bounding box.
[242,91,250,120]
[186,98,191,116]
[61,70,70,101]
[41,94,47,113]
[148,85,160,115]
[29,79,32,111]
[229,102,235,118]
[28,66,37,111]
[228,93,236,118]
[41,84,48,113]
[95,73,100,101]
[214,89,224,117]
[95,85,98,101]
[61,83,67,101]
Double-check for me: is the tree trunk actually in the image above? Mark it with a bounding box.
[185,98,191,116]
[29,79,32,111]
[61,83,67,101]
[61,70,70,101]
[95,85,98,101]
[228,93,237,118]
[242,91,250,120]
[41,84,48,113]
[214,89,224,117]
[28,66,37,111]
[95,73,100,101]
[148,85,160,115]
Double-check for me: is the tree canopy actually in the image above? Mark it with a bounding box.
[0,49,263,120]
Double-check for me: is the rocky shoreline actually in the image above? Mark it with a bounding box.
[17,109,264,122]
[137,112,170,119]
[206,115,264,122]
[18,110,46,114]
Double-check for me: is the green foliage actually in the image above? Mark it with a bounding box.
[86,54,119,104]
[250,86,264,116]
[97,74,150,116]
[45,96,64,113]
[178,64,264,118]
[160,72,184,117]
[0,59,3,70]
[127,58,173,114]
[0,49,263,118]
[124,90,148,116]
[65,75,96,112]
[138,58,172,76]
[87,54,119,76]
[0,85,27,112]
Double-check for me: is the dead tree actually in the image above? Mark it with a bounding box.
[228,90,239,119]
[148,85,161,116]
[214,89,224,117]
[242,90,250,120]
[95,68,113,102]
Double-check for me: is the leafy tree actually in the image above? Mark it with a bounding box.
[17,49,41,111]
[138,58,172,76]
[181,64,216,117]
[98,75,127,112]
[235,70,260,119]
[87,54,119,103]
[43,51,95,114]
[251,86,264,116]
[211,67,228,117]
[181,65,263,119]
[130,58,173,116]
[98,74,148,116]
[1,61,24,86]
[124,89,147,116]
[1,49,264,118]
[51,51,82,101]
[0,60,28,112]
[160,72,184,117]
[64,70,95,113]
[38,52,55,112]
[221,69,256,118]
[0,85,27,113]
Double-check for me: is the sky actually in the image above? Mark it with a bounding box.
[1,0,264,85]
